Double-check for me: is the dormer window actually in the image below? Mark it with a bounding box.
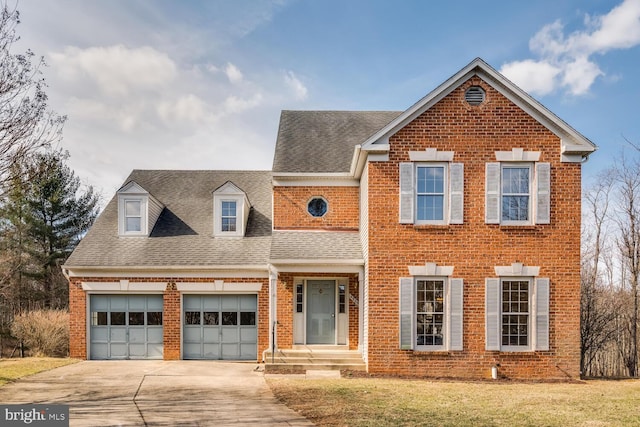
[117,181,164,237]
[213,181,251,237]
[125,200,142,232]
[221,201,237,232]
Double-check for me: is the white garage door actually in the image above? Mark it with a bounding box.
[90,295,163,360]
[183,295,257,360]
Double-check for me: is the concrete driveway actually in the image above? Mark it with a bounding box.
[0,361,313,426]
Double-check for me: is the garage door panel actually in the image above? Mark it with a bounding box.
[183,294,257,360]
[240,295,257,310]
[240,327,257,342]
[92,328,108,341]
[221,328,239,343]
[129,328,145,343]
[89,294,163,360]
[183,343,201,359]
[129,344,147,358]
[110,327,127,342]
[147,328,163,342]
[203,327,219,342]
[203,344,220,359]
[148,344,163,358]
[240,343,257,359]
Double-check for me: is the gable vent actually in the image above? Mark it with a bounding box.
[465,86,485,106]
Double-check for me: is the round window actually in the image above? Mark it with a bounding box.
[307,197,328,217]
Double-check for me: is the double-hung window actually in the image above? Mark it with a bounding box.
[416,165,446,223]
[221,201,237,232]
[124,200,142,232]
[501,165,531,223]
[486,149,550,225]
[400,268,463,351]
[485,265,549,352]
[399,149,463,225]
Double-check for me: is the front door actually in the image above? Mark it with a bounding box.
[306,280,336,344]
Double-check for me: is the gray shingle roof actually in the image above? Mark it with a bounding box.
[270,231,363,262]
[272,110,401,173]
[65,170,272,268]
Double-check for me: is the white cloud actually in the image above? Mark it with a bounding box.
[224,93,264,114]
[284,70,308,100]
[501,0,640,96]
[157,94,210,123]
[225,62,244,84]
[51,45,177,97]
[500,60,561,96]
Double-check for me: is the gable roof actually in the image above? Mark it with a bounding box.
[64,170,272,270]
[272,110,401,173]
[359,58,597,163]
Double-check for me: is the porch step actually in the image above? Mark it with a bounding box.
[263,349,366,372]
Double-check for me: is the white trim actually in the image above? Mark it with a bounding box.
[408,263,454,277]
[269,263,363,274]
[495,148,541,162]
[82,281,167,292]
[65,265,270,279]
[176,281,262,292]
[272,174,359,187]
[494,263,540,277]
[409,148,454,162]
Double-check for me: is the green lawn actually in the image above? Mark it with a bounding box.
[268,376,640,426]
[0,357,79,386]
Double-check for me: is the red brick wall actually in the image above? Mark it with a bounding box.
[69,280,86,359]
[67,276,269,362]
[365,76,582,379]
[273,186,359,230]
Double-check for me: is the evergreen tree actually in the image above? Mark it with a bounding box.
[23,150,99,308]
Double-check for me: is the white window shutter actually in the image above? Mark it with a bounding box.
[449,163,464,224]
[535,162,551,224]
[485,278,500,351]
[485,163,500,224]
[448,278,464,351]
[399,277,414,350]
[399,163,414,224]
[535,277,550,351]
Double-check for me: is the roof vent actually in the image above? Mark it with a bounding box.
[465,86,485,106]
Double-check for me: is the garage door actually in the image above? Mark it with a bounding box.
[183,295,257,360]
[90,295,163,360]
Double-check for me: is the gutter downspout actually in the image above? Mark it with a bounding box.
[263,264,278,363]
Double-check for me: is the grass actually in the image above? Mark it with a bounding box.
[0,357,79,386]
[267,376,640,426]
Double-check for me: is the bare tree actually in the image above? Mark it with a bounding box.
[581,176,619,376]
[0,3,65,195]
[612,155,640,377]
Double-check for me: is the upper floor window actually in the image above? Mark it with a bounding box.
[399,149,463,225]
[124,200,142,232]
[117,181,164,237]
[307,197,328,217]
[486,149,550,225]
[221,201,237,232]
[416,165,446,222]
[213,181,251,237]
[501,164,532,223]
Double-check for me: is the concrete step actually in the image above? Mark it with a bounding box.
[263,348,366,372]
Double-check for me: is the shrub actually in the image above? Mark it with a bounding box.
[10,310,69,357]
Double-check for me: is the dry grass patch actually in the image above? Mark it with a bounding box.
[268,377,640,426]
[0,357,78,386]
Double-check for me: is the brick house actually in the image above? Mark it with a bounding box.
[64,58,596,379]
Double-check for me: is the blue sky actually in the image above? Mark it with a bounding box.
[13,0,640,197]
